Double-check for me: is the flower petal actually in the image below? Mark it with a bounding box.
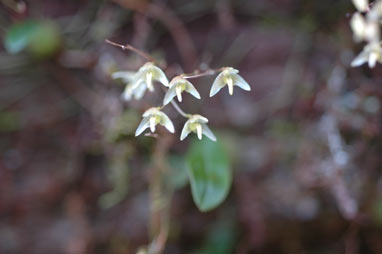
[152,66,169,87]
[180,121,192,141]
[143,107,159,117]
[351,49,369,67]
[196,124,202,140]
[364,22,380,42]
[112,71,136,82]
[185,81,201,99]
[350,13,366,41]
[149,116,156,132]
[122,85,134,101]
[233,74,251,91]
[135,117,150,136]
[163,85,177,105]
[193,115,208,124]
[176,85,183,102]
[209,72,226,97]
[368,52,378,68]
[352,0,369,12]
[368,0,382,21]
[133,82,147,100]
[201,124,216,141]
[146,72,154,92]
[160,113,175,133]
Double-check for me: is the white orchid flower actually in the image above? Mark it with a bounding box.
[112,71,136,83]
[350,13,379,42]
[210,67,251,97]
[350,13,366,41]
[163,77,201,105]
[122,80,147,101]
[112,71,147,101]
[180,114,216,141]
[134,62,169,92]
[351,42,382,68]
[368,0,382,21]
[352,0,369,12]
[135,107,175,136]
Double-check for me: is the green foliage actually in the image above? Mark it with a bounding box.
[199,210,238,254]
[186,138,232,212]
[4,20,60,58]
[166,155,189,190]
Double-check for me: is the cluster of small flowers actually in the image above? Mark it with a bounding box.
[350,0,382,68]
[112,62,251,141]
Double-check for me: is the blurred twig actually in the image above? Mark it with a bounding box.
[147,134,173,254]
[105,39,157,63]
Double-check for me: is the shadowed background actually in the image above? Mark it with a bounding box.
[0,0,381,253]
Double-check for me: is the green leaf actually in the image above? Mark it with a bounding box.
[4,20,60,57]
[199,210,238,254]
[4,20,40,54]
[166,155,189,190]
[186,138,232,212]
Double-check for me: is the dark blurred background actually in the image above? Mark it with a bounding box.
[0,0,381,253]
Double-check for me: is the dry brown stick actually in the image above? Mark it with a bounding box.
[148,134,173,254]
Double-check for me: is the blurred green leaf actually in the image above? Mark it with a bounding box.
[199,210,238,254]
[4,20,60,57]
[4,20,39,54]
[186,138,232,212]
[166,155,189,190]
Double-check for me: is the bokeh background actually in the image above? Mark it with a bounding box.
[0,0,381,253]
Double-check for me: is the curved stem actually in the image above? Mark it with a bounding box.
[105,39,157,63]
[159,86,190,118]
[170,100,190,118]
[181,68,224,79]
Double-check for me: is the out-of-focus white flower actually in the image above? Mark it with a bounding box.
[180,114,216,141]
[135,107,174,136]
[134,62,168,92]
[122,80,147,101]
[352,0,369,12]
[367,0,382,21]
[363,21,380,42]
[112,71,147,101]
[112,71,136,83]
[210,67,251,97]
[351,42,382,68]
[350,13,380,42]
[163,77,201,105]
[351,13,367,41]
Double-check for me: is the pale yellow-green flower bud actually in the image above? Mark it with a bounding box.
[163,77,201,105]
[180,114,216,141]
[210,67,251,97]
[112,71,147,101]
[134,62,168,92]
[135,107,174,136]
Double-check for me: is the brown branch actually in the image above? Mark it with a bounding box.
[105,39,157,63]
